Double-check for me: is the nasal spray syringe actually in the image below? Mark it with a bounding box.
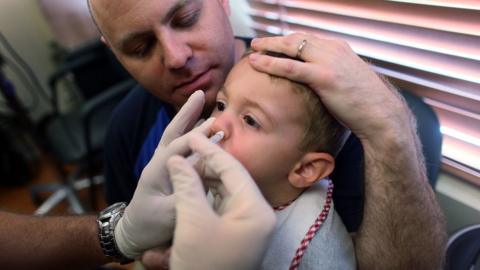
[185,130,226,212]
[186,130,225,165]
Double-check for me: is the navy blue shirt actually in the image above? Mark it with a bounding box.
[104,37,364,232]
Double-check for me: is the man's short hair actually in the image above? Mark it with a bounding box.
[244,50,350,157]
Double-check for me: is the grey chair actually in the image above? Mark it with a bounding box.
[400,89,443,188]
[31,41,133,214]
[445,224,480,270]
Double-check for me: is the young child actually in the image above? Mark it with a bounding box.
[208,52,356,269]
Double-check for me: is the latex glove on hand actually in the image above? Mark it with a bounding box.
[115,90,213,259]
[141,248,171,270]
[167,133,276,270]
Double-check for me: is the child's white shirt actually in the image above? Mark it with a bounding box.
[261,179,356,270]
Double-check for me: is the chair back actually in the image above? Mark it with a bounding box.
[63,41,130,100]
[400,89,443,188]
[445,224,480,270]
[48,40,131,114]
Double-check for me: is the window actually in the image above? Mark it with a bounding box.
[247,0,480,185]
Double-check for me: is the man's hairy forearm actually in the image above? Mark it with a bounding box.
[354,97,447,269]
[0,212,109,269]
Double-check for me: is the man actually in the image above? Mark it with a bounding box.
[88,0,447,268]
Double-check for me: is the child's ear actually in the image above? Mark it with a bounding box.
[288,152,334,188]
[219,0,231,16]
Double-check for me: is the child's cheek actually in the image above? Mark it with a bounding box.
[223,141,251,170]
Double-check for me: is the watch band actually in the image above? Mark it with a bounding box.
[97,202,134,264]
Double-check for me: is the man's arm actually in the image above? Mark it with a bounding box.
[0,212,109,270]
[353,91,447,269]
[248,33,447,269]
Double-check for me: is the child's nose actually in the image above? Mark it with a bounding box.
[211,113,234,142]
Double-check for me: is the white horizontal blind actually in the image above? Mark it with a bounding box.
[247,0,480,185]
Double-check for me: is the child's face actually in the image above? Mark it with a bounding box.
[211,58,306,197]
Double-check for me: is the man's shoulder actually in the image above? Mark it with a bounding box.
[111,84,163,126]
[108,83,168,147]
[114,84,160,114]
[104,84,167,204]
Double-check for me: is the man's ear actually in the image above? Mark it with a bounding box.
[288,152,334,188]
[218,0,231,16]
[100,36,110,48]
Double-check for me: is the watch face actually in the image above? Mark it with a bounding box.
[100,202,126,217]
[97,201,132,264]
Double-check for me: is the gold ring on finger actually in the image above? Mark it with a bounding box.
[296,39,307,59]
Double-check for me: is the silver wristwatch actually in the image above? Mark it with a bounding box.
[97,202,133,264]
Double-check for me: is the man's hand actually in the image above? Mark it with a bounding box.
[168,134,276,270]
[249,33,408,145]
[114,90,213,259]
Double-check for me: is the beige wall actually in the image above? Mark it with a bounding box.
[38,0,99,50]
[0,0,57,120]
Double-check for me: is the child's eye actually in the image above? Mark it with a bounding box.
[215,101,226,111]
[243,115,260,129]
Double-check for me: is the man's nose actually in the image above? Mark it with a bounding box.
[158,32,192,70]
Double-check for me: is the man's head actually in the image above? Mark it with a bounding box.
[88,0,236,111]
[210,56,349,206]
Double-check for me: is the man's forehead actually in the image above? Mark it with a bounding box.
[91,0,191,18]
[90,0,128,17]
[91,0,194,40]
[89,0,135,36]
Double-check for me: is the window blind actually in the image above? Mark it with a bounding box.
[247,0,480,185]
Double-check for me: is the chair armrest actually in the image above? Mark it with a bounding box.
[80,78,134,119]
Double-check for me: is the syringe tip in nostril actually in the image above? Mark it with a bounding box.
[186,131,224,165]
[210,130,224,144]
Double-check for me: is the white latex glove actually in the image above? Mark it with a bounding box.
[167,133,277,270]
[115,90,212,259]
